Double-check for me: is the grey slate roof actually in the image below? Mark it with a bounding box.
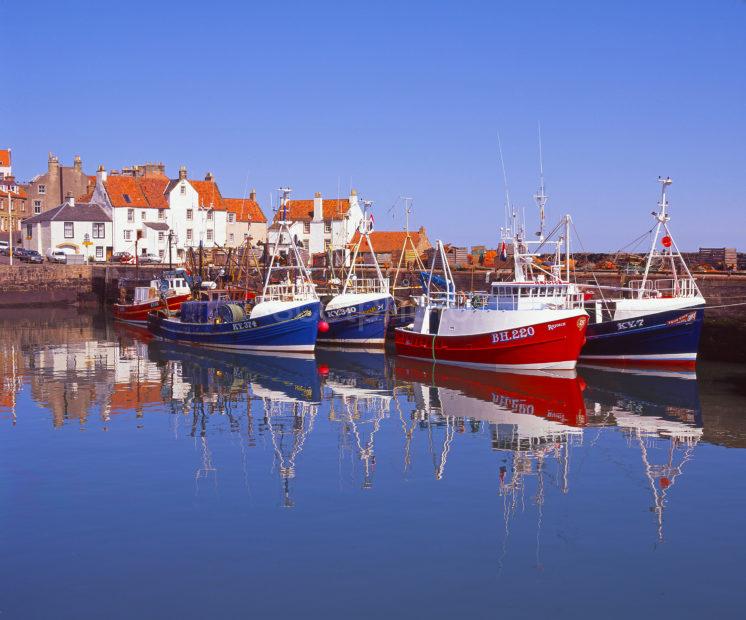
[144,222,169,231]
[23,202,111,224]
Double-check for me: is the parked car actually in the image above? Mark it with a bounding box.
[22,250,44,264]
[46,248,73,263]
[0,241,9,255]
[111,251,135,264]
[139,253,163,264]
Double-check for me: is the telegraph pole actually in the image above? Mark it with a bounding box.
[6,190,14,267]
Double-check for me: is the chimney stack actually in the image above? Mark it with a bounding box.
[65,192,75,207]
[96,164,107,183]
[179,165,188,180]
[313,192,323,222]
[73,155,82,172]
[205,171,214,182]
[48,152,59,174]
[249,189,256,202]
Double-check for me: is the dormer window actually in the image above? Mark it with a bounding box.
[122,194,131,204]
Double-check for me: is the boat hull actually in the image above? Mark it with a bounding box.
[147,300,321,352]
[318,295,394,346]
[580,305,704,367]
[113,294,191,325]
[394,312,588,370]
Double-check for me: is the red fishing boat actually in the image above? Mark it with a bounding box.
[395,239,588,370]
[113,271,192,325]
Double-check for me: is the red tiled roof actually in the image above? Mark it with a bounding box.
[0,149,10,167]
[190,180,225,211]
[139,177,169,209]
[224,197,267,223]
[104,176,149,208]
[349,230,426,253]
[104,175,169,209]
[273,198,350,223]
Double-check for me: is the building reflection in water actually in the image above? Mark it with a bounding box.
[0,312,705,538]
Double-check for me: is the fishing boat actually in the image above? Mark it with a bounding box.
[147,187,322,352]
[318,202,394,346]
[394,231,589,370]
[112,270,192,325]
[580,178,706,367]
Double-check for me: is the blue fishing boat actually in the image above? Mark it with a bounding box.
[318,201,394,346]
[580,178,706,367]
[148,187,322,352]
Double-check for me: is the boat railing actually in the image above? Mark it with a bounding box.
[263,281,317,302]
[628,277,699,298]
[344,277,390,295]
[426,290,457,307]
[469,284,585,311]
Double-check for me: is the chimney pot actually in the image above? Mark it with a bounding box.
[205,171,214,182]
[73,155,82,171]
[249,189,256,201]
[65,192,75,207]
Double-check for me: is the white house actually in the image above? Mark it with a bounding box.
[22,194,113,261]
[90,165,230,261]
[223,191,268,248]
[267,189,363,261]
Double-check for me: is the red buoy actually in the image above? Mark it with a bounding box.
[318,320,330,333]
[317,364,330,376]
[661,236,672,248]
[659,476,671,489]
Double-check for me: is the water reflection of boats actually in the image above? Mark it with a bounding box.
[321,349,392,489]
[395,356,587,428]
[148,340,322,404]
[581,364,702,542]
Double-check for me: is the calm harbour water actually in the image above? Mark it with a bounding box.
[1,309,745,619]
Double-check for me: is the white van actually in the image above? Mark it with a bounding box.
[46,248,73,263]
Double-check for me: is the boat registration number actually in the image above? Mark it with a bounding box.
[232,320,258,331]
[617,318,644,331]
[491,326,535,344]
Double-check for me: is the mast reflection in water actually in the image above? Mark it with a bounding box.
[0,310,744,619]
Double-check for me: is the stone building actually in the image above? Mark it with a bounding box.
[25,153,94,217]
[0,175,27,236]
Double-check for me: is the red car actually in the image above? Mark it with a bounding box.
[112,251,135,265]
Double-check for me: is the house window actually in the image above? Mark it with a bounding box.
[33,200,41,214]
[92,223,105,238]
[26,224,32,238]
[206,229,213,241]
[186,209,193,220]
[127,208,134,222]
[228,213,235,223]
[229,233,234,243]
[186,228,193,241]
[207,210,213,221]
[159,249,165,258]
[38,184,46,194]
[124,230,132,241]
[141,210,147,221]
[95,246,103,259]
[303,221,310,234]
[324,240,331,250]
[158,231,164,242]
[324,221,331,233]
[180,183,186,195]
[64,222,74,238]
[158,209,165,220]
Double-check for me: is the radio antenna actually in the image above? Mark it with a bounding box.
[533,122,548,241]
[497,132,512,233]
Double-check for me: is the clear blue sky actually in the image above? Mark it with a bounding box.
[4,0,745,250]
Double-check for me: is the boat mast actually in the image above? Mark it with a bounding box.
[639,177,671,298]
[533,123,548,243]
